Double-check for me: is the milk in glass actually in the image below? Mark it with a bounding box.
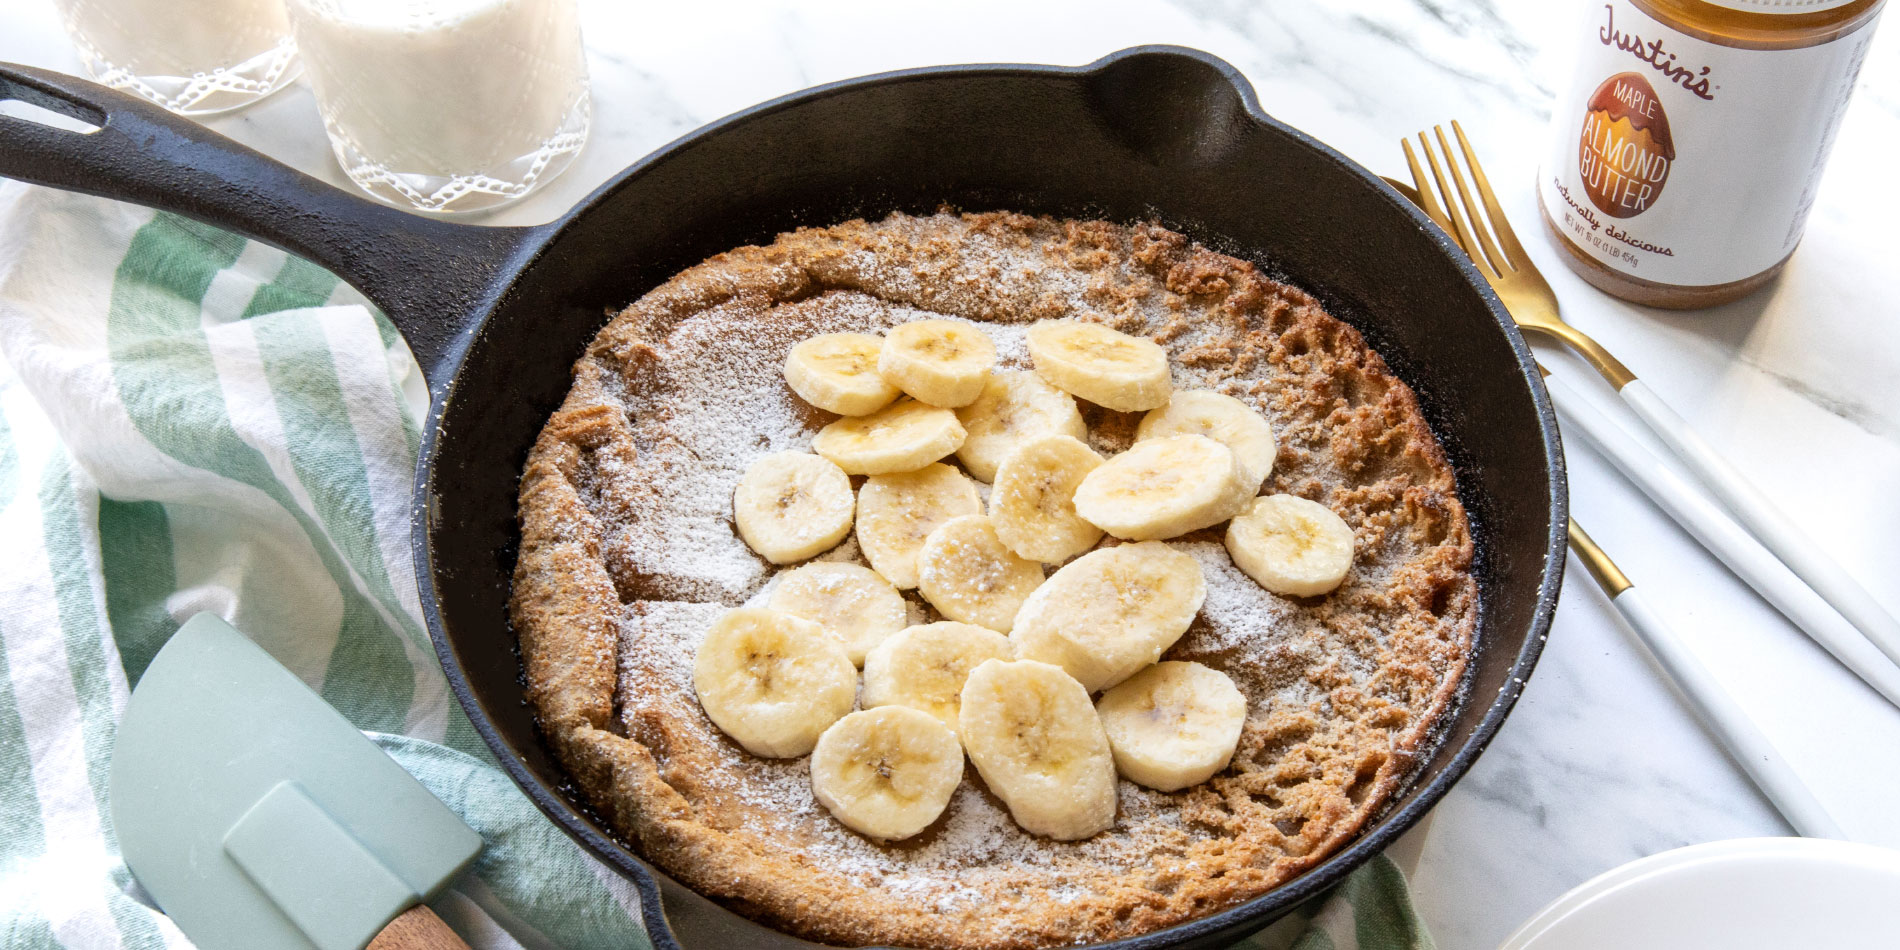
[284,0,591,213]
[54,0,299,114]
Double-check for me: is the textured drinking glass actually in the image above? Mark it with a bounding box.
[282,0,591,214]
[53,0,300,115]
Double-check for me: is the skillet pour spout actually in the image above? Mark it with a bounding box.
[0,45,1564,949]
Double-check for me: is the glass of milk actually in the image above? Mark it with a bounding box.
[283,0,591,215]
[53,0,301,115]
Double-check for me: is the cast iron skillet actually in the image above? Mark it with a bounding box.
[0,46,1564,950]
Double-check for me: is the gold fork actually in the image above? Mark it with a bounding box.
[1400,120,1900,679]
[1401,122,1633,386]
[1386,131,1847,836]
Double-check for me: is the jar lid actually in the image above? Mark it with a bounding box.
[1697,0,1866,12]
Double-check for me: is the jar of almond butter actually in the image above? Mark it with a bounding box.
[1537,0,1885,309]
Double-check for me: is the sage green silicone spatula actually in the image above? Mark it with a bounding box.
[110,613,483,950]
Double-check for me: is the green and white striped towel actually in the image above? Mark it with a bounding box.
[0,181,1435,950]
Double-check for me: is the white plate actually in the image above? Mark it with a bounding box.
[1501,837,1900,950]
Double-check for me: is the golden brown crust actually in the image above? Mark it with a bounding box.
[509,211,1476,949]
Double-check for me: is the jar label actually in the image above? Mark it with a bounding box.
[1540,0,1879,287]
[1700,0,1864,12]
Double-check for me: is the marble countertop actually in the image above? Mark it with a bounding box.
[4,1,1897,947]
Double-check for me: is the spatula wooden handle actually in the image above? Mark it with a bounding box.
[367,905,470,950]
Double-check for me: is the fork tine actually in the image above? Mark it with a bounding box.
[1433,125,1511,276]
[1415,132,1499,281]
[1452,120,1530,268]
[1400,138,1459,245]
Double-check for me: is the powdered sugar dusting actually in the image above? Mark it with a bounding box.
[599,293,916,602]
[602,301,1325,909]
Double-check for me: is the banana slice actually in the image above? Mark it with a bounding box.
[692,608,857,758]
[1072,435,1250,541]
[1224,494,1356,596]
[856,463,983,589]
[877,320,998,408]
[784,332,901,416]
[990,434,1105,564]
[812,398,967,475]
[767,562,909,666]
[1025,320,1171,412]
[1010,541,1206,692]
[916,516,1044,633]
[732,452,855,564]
[1136,390,1278,493]
[1096,661,1247,792]
[959,658,1117,840]
[810,706,964,841]
[954,371,1086,482]
[861,621,1013,734]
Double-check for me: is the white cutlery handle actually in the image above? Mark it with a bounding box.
[1546,372,1900,709]
[1621,379,1900,670]
[1610,587,1845,840]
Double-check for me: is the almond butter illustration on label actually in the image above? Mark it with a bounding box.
[1579,71,1674,219]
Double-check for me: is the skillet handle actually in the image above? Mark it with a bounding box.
[0,61,539,386]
